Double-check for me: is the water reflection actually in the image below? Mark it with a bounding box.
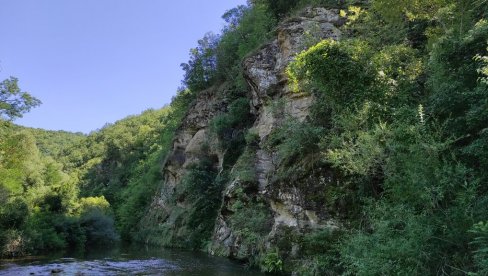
[0,245,262,276]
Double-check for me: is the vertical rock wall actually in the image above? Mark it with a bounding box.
[211,7,344,259]
[141,86,227,243]
[145,7,344,263]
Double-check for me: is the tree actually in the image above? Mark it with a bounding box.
[180,33,219,92]
[0,77,41,121]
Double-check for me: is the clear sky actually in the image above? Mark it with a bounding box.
[0,0,246,133]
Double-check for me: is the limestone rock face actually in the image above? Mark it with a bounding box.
[212,7,343,259]
[164,87,224,188]
[146,7,343,263]
[244,7,342,110]
[144,86,226,233]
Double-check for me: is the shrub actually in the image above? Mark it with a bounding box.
[340,203,431,275]
[177,158,223,249]
[24,211,67,251]
[470,221,488,275]
[216,3,276,90]
[56,216,86,249]
[287,39,380,109]
[232,147,257,184]
[266,119,324,168]
[230,198,273,245]
[0,229,27,257]
[210,97,253,167]
[117,152,163,241]
[0,198,29,229]
[261,250,284,273]
[40,193,65,213]
[80,209,118,246]
[77,196,110,215]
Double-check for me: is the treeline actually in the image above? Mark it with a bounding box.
[0,94,195,256]
[0,78,117,256]
[66,92,193,241]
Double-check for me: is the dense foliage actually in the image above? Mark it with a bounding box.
[68,90,194,241]
[2,0,488,275]
[0,120,118,255]
[0,77,41,121]
[280,1,488,274]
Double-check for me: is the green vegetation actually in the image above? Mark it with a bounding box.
[0,77,41,121]
[261,250,284,273]
[278,1,488,274]
[0,116,118,255]
[0,79,191,255]
[2,0,488,275]
[70,90,194,242]
[16,127,85,158]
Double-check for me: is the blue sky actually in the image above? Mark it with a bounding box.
[0,0,246,133]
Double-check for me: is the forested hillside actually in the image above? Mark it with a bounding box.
[2,0,488,275]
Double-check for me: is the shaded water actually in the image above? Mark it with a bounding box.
[0,245,263,275]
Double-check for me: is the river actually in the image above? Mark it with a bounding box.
[0,245,263,275]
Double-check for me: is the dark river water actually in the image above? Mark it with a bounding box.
[0,245,263,276]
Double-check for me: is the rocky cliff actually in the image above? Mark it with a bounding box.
[144,7,344,268]
[212,7,343,258]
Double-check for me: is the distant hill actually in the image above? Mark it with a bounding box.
[12,125,87,158]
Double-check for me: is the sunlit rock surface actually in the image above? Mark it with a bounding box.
[145,7,344,264]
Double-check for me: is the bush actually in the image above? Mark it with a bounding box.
[40,193,65,213]
[340,203,431,275]
[470,221,488,275]
[325,110,390,177]
[77,196,110,215]
[230,197,273,245]
[176,158,222,249]
[0,229,27,257]
[261,250,284,273]
[0,198,29,229]
[24,211,67,252]
[254,0,344,19]
[80,209,118,246]
[232,147,257,184]
[216,3,276,90]
[55,216,86,249]
[287,39,380,109]
[117,152,163,241]
[266,119,324,168]
[210,97,253,167]
[427,21,488,180]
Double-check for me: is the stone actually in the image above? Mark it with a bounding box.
[146,7,345,263]
[211,7,344,258]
